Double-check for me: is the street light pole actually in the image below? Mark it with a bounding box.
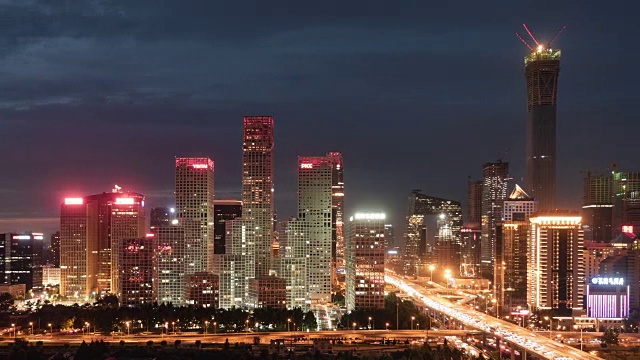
[411,316,415,330]
[29,322,33,336]
[48,324,52,337]
[574,325,583,351]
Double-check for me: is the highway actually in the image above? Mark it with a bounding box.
[386,273,602,360]
[13,329,474,345]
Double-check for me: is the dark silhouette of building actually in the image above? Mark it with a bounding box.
[403,191,462,276]
[213,200,242,254]
[150,207,173,228]
[49,231,60,266]
[467,179,483,225]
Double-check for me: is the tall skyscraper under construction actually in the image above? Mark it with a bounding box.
[519,25,563,210]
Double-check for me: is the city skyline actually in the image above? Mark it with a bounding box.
[2,2,637,235]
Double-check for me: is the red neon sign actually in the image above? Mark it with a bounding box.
[192,164,208,169]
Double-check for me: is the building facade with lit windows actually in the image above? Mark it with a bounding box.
[0,232,44,290]
[276,219,308,309]
[60,189,146,300]
[213,254,244,309]
[114,236,156,306]
[242,116,275,277]
[298,156,333,305]
[184,272,219,308]
[481,161,509,280]
[527,213,585,311]
[155,224,185,305]
[60,197,87,298]
[495,185,537,313]
[346,213,386,311]
[248,276,287,308]
[175,157,214,273]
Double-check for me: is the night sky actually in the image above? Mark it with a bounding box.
[1,1,637,237]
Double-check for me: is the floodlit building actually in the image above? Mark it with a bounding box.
[346,213,386,311]
[586,276,629,319]
[495,185,537,313]
[175,157,214,273]
[528,212,584,311]
[60,188,146,299]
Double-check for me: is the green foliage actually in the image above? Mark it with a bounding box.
[600,328,620,346]
[304,310,318,330]
[0,293,15,312]
[340,292,429,330]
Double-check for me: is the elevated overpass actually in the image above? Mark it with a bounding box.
[386,272,602,360]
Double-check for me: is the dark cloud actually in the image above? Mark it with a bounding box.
[0,0,637,235]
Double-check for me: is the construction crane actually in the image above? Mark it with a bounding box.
[515,23,566,50]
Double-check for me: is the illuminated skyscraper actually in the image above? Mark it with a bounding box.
[60,197,87,298]
[528,212,584,310]
[242,116,275,277]
[480,161,509,279]
[495,185,537,313]
[175,157,214,273]
[327,152,345,285]
[524,45,560,210]
[59,188,146,299]
[298,156,333,305]
[346,213,386,311]
[155,224,186,304]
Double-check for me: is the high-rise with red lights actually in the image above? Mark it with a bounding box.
[175,157,214,273]
[59,188,146,299]
[242,116,275,277]
[524,46,560,210]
